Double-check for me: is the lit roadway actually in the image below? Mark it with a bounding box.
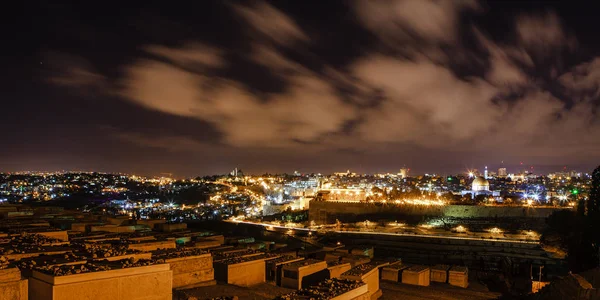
[227,220,539,245]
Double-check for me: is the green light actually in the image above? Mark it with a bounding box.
[447,177,452,181]
[573,189,579,195]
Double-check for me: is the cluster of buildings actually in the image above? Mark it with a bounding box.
[0,167,593,225]
[0,203,480,300]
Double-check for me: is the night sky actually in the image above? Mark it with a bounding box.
[3,1,600,177]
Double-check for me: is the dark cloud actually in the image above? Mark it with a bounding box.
[5,0,600,176]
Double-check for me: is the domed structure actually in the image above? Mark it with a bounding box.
[472,177,490,191]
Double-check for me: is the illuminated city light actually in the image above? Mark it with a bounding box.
[489,227,502,234]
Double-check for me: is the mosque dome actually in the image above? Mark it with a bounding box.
[472,177,490,191]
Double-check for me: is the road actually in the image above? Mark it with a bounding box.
[227,220,538,245]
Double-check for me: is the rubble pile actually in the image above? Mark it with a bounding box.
[33,258,166,276]
[117,258,165,268]
[0,255,9,269]
[35,263,111,276]
[285,259,323,269]
[342,263,378,276]
[267,255,297,265]
[0,234,65,254]
[218,254,267,265]
[84,244,138,258]
[152,248,207,260]
[326,260,345,267]
[16,253,83,270]
[212,249,257,259]
[275,279,364,300]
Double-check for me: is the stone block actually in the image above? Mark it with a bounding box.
[381,264,408,282]
[156,223,187,232]
[0,268,27,300]
[328,263,352,279]
[90,225,136,233]
[430,265,450,283]
[28,264,172,300]
[36,231,69,241]
[281,259,328,290]
[341,264,384,300]
[402,265,430,287]
[214,258,265,287]
[128,240,176,252]
[164,254,214,288]
[448,266,468,288]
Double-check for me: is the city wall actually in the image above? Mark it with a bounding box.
[309,201,563,224]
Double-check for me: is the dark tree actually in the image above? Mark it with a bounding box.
[541,165,600,272]
[590,165,600,220]
[589,165,600,259]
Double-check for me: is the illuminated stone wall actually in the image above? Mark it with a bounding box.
[309,201,563,224]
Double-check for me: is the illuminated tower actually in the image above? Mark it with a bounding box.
[399,168,409,179]
[484,166,488,179]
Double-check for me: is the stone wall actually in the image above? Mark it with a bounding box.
[156,223,187,232]
[309,201,563,224]
[90,225,136,233]
[214,259,265,286]
[36,231,69,241]
[165,253,214,288]
[28,264,172,300]
[328,263,352,279]
[342,267,382,300]
[128,240,176,252]
[0,268,27,300]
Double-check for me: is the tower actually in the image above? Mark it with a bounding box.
[399,168,409,179]
[484,166,488,179]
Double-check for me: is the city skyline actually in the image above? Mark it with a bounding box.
[0,163,592,179]
[4,1,600,176]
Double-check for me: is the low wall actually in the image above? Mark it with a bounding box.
[28,264,172,300]
[332,284,369,300]
[328,263,352,279]
[448,266,468,288]
[164,253,214,288]
[136,219,166,229]
[0,268,28,300]
[282,260,328,290]
[91,225,136,233]
[310,201,563,224]
[381,264,408,282]
[214,259,265,286]
[36,231,69,241]
[342,267,381,300]
[430,265,450,283]
[156,223,187,232]
[128,240,176,252]
[402,266,430,286]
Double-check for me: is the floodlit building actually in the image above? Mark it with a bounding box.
[399,168,409,179]
[461,176,499,199]
[498,168,507,178]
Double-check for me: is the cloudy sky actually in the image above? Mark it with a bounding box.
[3,1,600,176]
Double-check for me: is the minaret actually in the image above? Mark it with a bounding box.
[484,166,488,179]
